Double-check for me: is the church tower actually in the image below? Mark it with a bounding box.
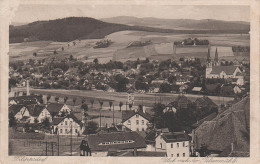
[214,48,219,66]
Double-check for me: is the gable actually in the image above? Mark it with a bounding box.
[123,113,149,124]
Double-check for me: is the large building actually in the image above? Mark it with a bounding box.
[155,132,191,157]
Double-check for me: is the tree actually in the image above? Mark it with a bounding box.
[9,112,16,127]
[119,102,123,112]
[82,98,86,104]
[109,101,113,111]
[198,144,210,157]
[84,121,98,134]
[81,104,88,112]
[90,99,95,108]
[93,58,99,64]
[99,100,103,109]
[64,96,68,104]
[151,103,166,129]
[159,83,172,93]
[47,95,51,103]
[129,103,133,110]
[42,118,50,128]
[73,98,77,106]
[33,52,37,57]
[53,50,58,55]
[34,118,39,124]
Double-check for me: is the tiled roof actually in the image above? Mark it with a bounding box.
[192,112,218,128]
[27,105,46,117]
[46,103,66,116]
[52,113,82,126]
[9,104,26,115]
[195,96,218,108]
[86,131,147,151]
[210,66,238,75]
[161,132,191,143]
[122,110,152,123]
[194,96,250,153]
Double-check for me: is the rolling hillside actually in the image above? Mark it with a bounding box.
[101,16,250,31]
[10,17,250,43]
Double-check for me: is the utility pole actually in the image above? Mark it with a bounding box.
[142,96,143,106]
[44,141,48,156]
[57,131,59,156]
[51,142,54,156]
[113,104,115,125]
[70,123,72,156]
[99,110,101,129]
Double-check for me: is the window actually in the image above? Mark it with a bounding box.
[136,128,139,131]
[42,112,44,116]
[128,120,131,125]
[65,129,68,133]
[60,129,62,134]
[160,143,162,149]
[75,129,78,133]
[183,142,185,147]
[136,114,139,118]
[136,120,139,125]
[183,153,185,157]
[70,121,73,125]
[65,121,67,125]
[171,143,173,148]
[171,154,173,157]
[142,120,144,125]
[61,122,63,125]
[177,153,179,157]
[142,128,144,131]
[177,143,179,148]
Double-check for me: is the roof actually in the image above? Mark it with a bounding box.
[192,87,202,92]
[192,112,218,128]
[194,96,218,108]
[107,151,166,157]
[235,72,243,76]
[52,113,82,126]
[9,104,26,115]
[205,84,219,92]
[47,103,66,116]
[194,96,250,153]
[27,105,46,117]
[122,110,152,123]
[161,132,191,143]
[210,66,238,75]
[86,131,147,151]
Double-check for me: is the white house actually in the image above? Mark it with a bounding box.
[122,108,152,132]
[52,114,83,136]
[234,85,242,94]
[206,66,242,79]
[155,132,191,157]
[163,102,177,113]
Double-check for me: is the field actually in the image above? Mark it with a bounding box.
[9,30,250,63]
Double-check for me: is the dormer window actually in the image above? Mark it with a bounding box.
[136,114,139,118]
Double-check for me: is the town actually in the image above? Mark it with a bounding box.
[8,42,250,157]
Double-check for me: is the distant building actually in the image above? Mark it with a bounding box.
[86,131,147,156]
[122,108,152,132]
[155,132,191,157]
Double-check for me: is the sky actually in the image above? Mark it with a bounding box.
[11,4,250,24]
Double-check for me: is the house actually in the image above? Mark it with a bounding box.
[193,96,249,157]
[52,114,83,136]
[206,65,242,79]
[176,77,189,85]
[151,79,168,85]
[194,96,218,109]
[155,132,191,157]
[242,58,249,65]
[27,105,52,123]
[233,85,242,94]
[86,131,146,156]
[179,84,188,93]
[163,102,177,113]
[174,95,191,109]
[145,128,170,151]
[122,107,152,132]
[9,104,31,123]
[46,103,71,117]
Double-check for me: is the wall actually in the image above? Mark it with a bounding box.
[155,135,167,151]
[37,108,52,122]
[55,118,81,135]
[165,141,190,157]
[15,107,30,120]
[122,114,149,131]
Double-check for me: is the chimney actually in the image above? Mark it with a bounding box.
[26,80,30,96]
[143,106,146,113]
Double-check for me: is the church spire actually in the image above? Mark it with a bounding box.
[207,45,211,62]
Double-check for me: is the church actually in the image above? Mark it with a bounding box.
[205,46,244,84]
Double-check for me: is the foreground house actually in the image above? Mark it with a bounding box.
[52,114,83,135]
[27,105,52,123]
[193,96,249,157]
[86,131,147,156]
[9,104,31,123]
[155,132,191,157]
[122,108,152,132]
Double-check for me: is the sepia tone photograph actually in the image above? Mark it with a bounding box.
[1,0,258,162]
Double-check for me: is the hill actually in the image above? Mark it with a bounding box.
[101,16,250,31]
[10,17,250,43]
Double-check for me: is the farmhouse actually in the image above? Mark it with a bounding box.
[206,65,242,79]
[9,104,31,123]
[52,114,83,136]
[27,105,52,123]
[47,103,71,117]
[86,131,147,156]
[155,132,191,157]
[122,107,152,132]
[163,102,177,113]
